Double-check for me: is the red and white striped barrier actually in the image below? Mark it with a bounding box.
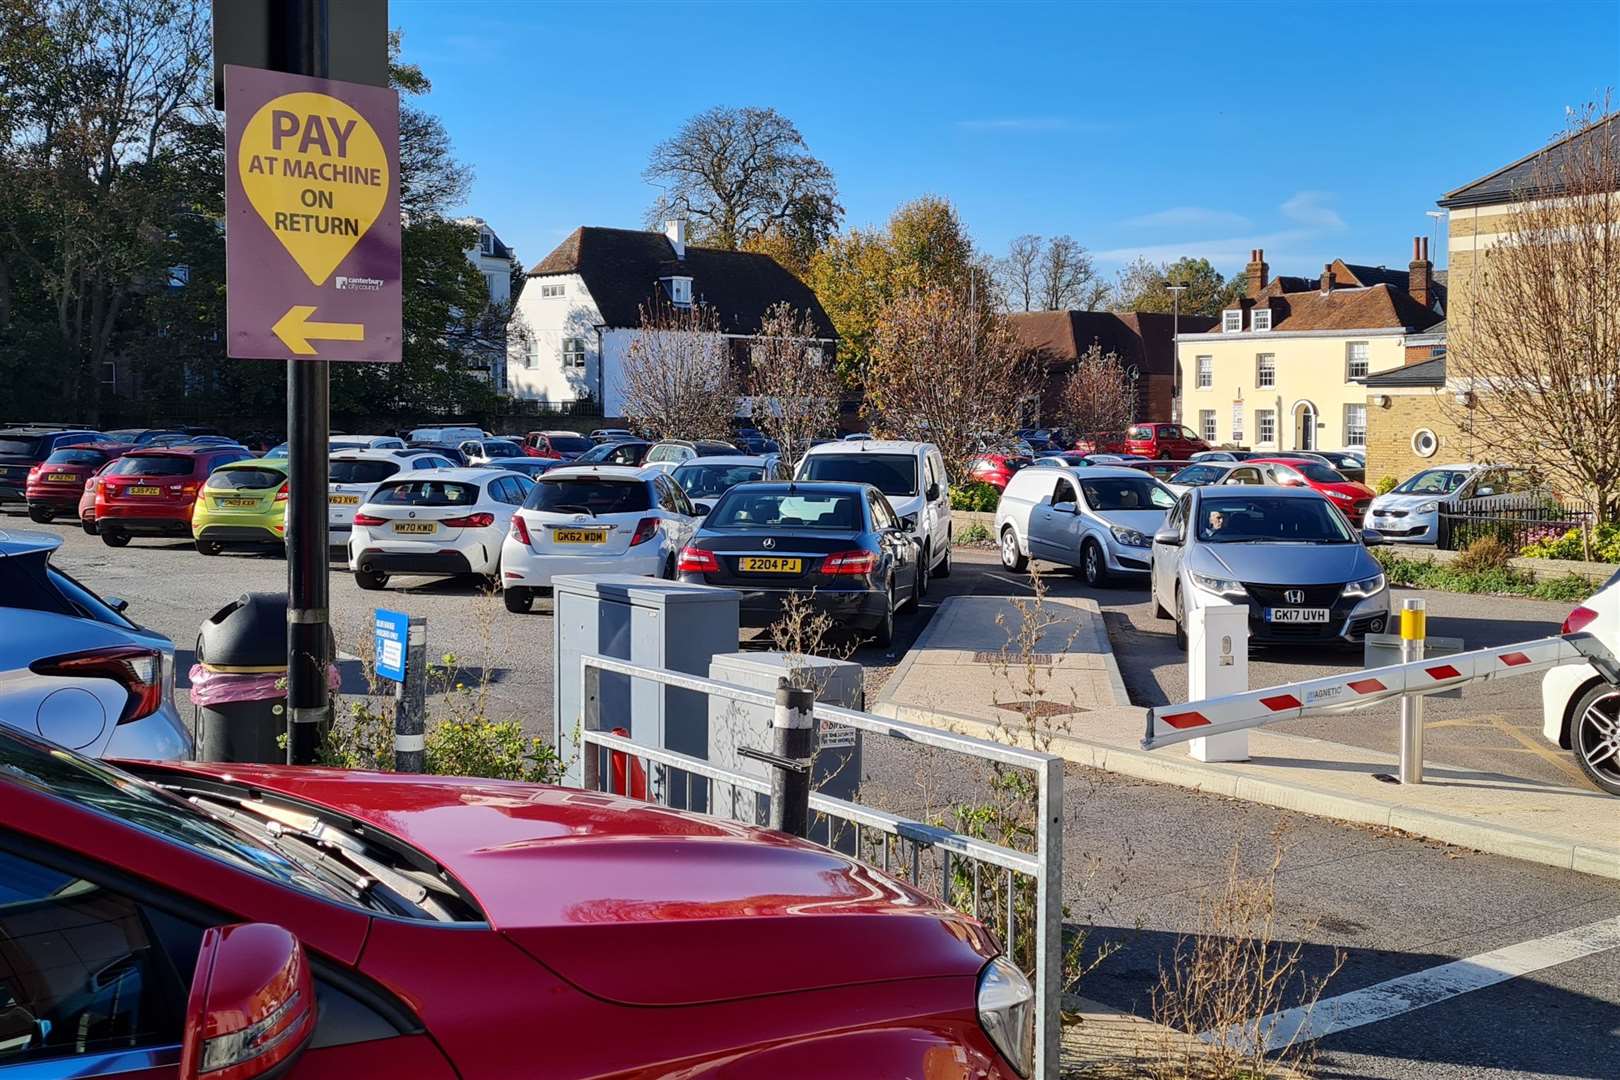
[1143,633,1609,751]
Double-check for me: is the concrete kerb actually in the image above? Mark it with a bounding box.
[875,594,1620,881]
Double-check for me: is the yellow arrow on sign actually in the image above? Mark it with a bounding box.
[272,305,365,356]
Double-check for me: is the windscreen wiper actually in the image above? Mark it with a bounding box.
[553,502,596,517]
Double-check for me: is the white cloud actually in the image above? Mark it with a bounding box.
[1280,190,1346,232]
[1123,206,1252,231]
[956,116,1090,132]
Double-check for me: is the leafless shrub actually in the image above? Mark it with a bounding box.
[746,302,840,468]
[1146,835,1344,1080]
[1053,340,1140,437]
[1446,102,1620,523]
[618,300,737,440]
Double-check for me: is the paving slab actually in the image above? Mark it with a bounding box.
[875,595,1620,880]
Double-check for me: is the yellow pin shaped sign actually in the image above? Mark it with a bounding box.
[238,91,389,286]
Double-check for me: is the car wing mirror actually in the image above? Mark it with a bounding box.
[180,924,316,1080]
[926,482,941,501]
[694,501,713,516]
[1360,529,1386,547]
[1153,527,1182,546]
[899,516,916,532]
[104,596,130,613]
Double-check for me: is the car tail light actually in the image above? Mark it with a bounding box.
[677,546,719,574]
[30,646,164,724]
[26,465,39,481]
[824,549,878,575]
[353,512,386,527]
[629,516,660,546]
[274,483,289,502]
[442,512,494,528]
[510,514,532,545]
[1563,606,1599,635]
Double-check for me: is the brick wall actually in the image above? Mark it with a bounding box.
[1363,391,1476,484]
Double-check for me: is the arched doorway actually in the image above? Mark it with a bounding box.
[1292,401,1317,451]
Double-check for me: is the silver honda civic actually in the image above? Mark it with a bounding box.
[0,530,191,759]
[1149,486,1390,650]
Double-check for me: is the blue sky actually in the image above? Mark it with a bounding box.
[393,0,1619,281]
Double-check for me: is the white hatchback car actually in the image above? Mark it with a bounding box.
[1542,570,1620,795]
[796,439,954,581]
[499,466,703,613]
[328,448,458,545]
[348,468,534,591]
[996,465,1175,585]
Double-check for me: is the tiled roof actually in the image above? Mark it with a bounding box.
[1257,283,1437,333]
[529,226,836,337]
[1362,356,1446,387]
[1006,310,1216,376]
[1439,113,1619,209]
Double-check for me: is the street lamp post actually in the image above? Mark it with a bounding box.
[1167,282,1188,424]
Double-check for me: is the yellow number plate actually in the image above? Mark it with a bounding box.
[552,528,607,544]
[219,497,258,508]
[48,473,77,482]
[329,494,359,505]
[739,556,802,573]
[129,486,161,496]
[394,522,436,534]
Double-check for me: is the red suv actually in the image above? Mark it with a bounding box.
[1124,423,1210,459]
[93,445,251,547]
[24,442,132,522]
[524,430,595,460]
[0,726,1028,1079]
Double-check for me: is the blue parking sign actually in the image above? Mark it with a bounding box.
[374,608,409,682]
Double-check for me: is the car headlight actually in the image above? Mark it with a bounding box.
[1342,572,1387,598]
[1191,572,1247,598]
[977,956,1035,1076]
[1417,501,1438,514]
[1324,489,1352,501]
[1109,525,1148,547]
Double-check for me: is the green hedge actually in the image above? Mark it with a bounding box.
[950,482,1001,512]
[1373,548,1592,603]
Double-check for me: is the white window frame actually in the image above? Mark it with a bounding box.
[525,337,540,369]
[1257,409,1276,445]
[1346,340,1370,379]
[1198,409,1217,443]
[1195,355,1213,390]
[562,337,587,369]
[480,232,496,256]
[539,282,565,299]
[1344,403,1367,447]
[1252,308,1271,332]
[1256,353,1275,389]
[1222,310,1242,333]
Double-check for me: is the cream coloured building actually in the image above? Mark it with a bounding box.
[1175,246,1445,454]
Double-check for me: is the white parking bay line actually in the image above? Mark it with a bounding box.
[1202,917,1620,1051]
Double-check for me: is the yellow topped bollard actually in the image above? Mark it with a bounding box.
[1400,598,1427,783]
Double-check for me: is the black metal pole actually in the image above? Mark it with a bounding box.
[770,679,815,839]
[271,0,332,764]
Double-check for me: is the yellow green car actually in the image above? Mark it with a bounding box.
[191,458,290,555]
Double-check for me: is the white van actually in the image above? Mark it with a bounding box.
[795,440,953,581]
[407,425,487,444]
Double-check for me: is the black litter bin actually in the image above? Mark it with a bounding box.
[191,592,290,763]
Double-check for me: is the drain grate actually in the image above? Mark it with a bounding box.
[973,651,1055,665]
[991,699,1087,718]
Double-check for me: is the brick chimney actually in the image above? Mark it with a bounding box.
[1320,263,1335,293]
[1409,235,1433,309]
[1245,248,1268,299]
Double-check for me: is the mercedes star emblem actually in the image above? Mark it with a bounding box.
[762,538,776,549]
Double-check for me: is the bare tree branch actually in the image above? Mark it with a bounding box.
[618,300,738,441]
[745,302,839,468]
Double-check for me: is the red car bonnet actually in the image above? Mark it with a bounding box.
[170,764,998,1007]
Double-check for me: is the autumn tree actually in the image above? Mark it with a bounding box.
[745,302,839,468]
[867,286,1036,483]
[1112,256,1245,316]
[643,106,842,267]
[1051,341,1139,436]
[810,195,988,385]
[1446,105,1620,525]
[618,301,738,441]
[998,234,1043,311]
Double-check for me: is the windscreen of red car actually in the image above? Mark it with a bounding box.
[43,448,109,467]
[104,454,194,477]
[1290,462,1348,484]
[524,478,650,514]
[373,480,478,506]
[798,454,917,497]
[707,491,862,530]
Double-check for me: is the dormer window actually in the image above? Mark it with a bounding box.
[1223,310,1242,333]
[662,275,694,307]
[1252,309,1271,332]
[480,231,495,256]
